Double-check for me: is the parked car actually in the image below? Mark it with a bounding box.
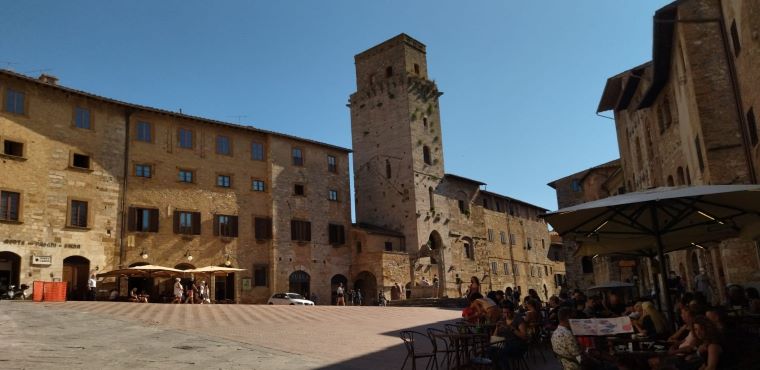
[267,292,315,305]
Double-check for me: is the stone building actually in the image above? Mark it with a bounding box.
[349,34,564,301]
[555,0,760,303]
[0,70,352,303]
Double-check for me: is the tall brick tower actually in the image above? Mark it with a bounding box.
[350,34,445,253]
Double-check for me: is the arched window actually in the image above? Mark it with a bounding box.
[385,159,391,179]
[423,117,428,128]
[581,256,594,274]
[428,187,435,210]
[423,146,432,165]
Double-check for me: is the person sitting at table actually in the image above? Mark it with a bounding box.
[551,307,582,370]
[490,301,529,369]
[687,316,723,370]
[634,301,668,339]
[467,293,501,324]
[667,308,698,356]
[138,290,149,303]
[524,298,542,326]
[129,288,140,302]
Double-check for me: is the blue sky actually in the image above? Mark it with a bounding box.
[1,1,670,211]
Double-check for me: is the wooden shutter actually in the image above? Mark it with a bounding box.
[231,216,239,237]
[328,225,336,244]
[149,209,159,232]
[173,212,180,234]
[291,220,297,240]
[192,212,201,235]
[338,225,345,244]
[213,215,220,236]
[305,221,311,241]
[82,202,89,227]
[127,207,136,232]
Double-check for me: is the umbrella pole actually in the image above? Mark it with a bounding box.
[650,204,676,330]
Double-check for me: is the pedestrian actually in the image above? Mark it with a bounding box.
[355,288,362,306]
[184,280,196,304]
[88,273,97,301]
[198,280,206,304]
[336,282,345,306]
[201,281,211,303]
[172,278,183,304]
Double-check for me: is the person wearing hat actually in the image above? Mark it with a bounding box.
[172,278,183,304]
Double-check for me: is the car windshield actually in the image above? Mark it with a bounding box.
[286,293,304,299]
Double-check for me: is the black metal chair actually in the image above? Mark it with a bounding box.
[400,330,438,370]
[427,328,455,369]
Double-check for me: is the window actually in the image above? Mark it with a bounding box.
[503,262,510,275]
[254,217,273,240]
[423,117,428,127]
[464,243,473,260]
[544,266,548,276]
[513,264,519,276]
[135,164,152,178]
[423,146,432,165]
[71,153,91,170]
[217,175,231,188]
[483,198,489,209]
[491,262,498,275]
[3,140,23,157]
[294,184,305,196]
[571,179,582,192]
[385,66,393,77]
[0,191,20,221]
[328,190,338,201]
[658,97,673,133]
[530,266,535,277]
[178,128,193,149]
[509,233,516,245]
[69,200,88,228]
[429,187,435,210]
[541,239,545,249]
[174,211,201,235]
[327,155,337,173]
[487,229,494,242]
[214,215,238,237]
[581,256,594,274]
[178,169,194,183]
[4,89,25,114]
[328,224,345,245]
[385,242,393,251]
[385,159,392,179]
[748,108,758,147]
[730,20,741,57]
[291,220,311,242]
[216,135,231,155]
[500,231,506,244]
[252,180,266,192]
[292,148,303,166]
[527,238,532,250]
[356,241,362,253]
[128,207,158,232]
[136,121,152,142]
[254,265,268,287]
[251,142,264,161]
[75,107,91,129]
[414,63,420,75]
[496,202,502,212]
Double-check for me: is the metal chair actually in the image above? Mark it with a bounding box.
[400,330,438,370]
[427,328,455,369]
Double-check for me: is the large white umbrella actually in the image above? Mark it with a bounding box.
[187,266,246,275]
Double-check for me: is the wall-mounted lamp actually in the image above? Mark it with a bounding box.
[223,253,232,266]
[185,250,193,261]
[140,250,149,259]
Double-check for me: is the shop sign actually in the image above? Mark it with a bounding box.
[1,239,80,249]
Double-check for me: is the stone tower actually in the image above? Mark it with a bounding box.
[350,34,445,252]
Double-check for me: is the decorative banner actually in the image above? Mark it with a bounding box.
[569,317,634,336]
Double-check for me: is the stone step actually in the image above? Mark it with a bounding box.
[387,297,467,308]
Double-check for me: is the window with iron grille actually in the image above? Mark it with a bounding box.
[214,215,238,237]
[290,220,311,242]
[0,191,20,221]
[69,200,88,228]
[328,224,345,245]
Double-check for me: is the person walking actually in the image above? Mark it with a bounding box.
[184,280,196,304]
[355,289,363,306]
[336,282,345,306]
[88,274,97,301]
[172,278,183,304]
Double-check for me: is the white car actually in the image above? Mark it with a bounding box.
[267,292,315,305]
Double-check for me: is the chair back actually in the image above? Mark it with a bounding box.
[426,328,447,352]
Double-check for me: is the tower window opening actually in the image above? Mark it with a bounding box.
[414,64,420,75]
[385,66,393,77]
[423,146,432,165]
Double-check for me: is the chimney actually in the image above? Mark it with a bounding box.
[38,73,58,85]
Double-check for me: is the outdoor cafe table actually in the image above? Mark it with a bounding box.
[431,331,491,369]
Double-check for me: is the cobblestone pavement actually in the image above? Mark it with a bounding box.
[0,301,562,370]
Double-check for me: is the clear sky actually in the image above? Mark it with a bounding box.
[1,1,671,212]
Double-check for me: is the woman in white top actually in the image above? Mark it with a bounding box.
[336,283,346,306]
[173,278,183,304]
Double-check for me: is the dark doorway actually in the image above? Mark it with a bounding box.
[215,273,235,302]
[289,270,310,297]
[0,252,21,294]
[353,271,377,306]
[63,256,90,300]
[330,274,348,305]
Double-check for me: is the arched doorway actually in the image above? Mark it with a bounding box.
[63,256,90,300]
[330,274,348,305]
[289,270,310,297]
[0,252,21,294]
[428,231,445,297]
[353,271,377,306]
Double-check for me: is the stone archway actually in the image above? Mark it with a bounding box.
[428,230,445,297]
[353,271,377,306]
[63,256,90,301]
[289,270,310,297]
[0,251,21,293]
[330,274,348,305]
